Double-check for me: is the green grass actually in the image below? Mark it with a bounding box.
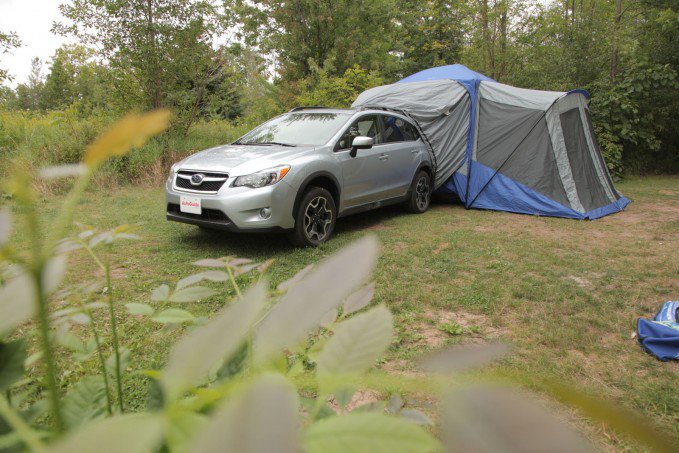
[9,175,679,449]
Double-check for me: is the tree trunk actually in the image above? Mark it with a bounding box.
[610,0,622,83]
[146,0,162,109]
[499,0,508,81]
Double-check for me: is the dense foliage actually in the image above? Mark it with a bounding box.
[1,0,677,177]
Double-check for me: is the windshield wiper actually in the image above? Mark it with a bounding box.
[255,141,297,147]
[233,141,297,147]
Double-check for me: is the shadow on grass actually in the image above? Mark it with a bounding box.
[170,198,459,257]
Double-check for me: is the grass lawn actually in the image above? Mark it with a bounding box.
[10,175,679,449]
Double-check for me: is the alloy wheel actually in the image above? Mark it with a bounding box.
[304,196,333,241]
[415,176,430,211]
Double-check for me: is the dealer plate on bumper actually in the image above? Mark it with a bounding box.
[180,196,201,214]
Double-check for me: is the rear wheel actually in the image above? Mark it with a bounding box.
[287,187,337,247]
[406,170,432,213]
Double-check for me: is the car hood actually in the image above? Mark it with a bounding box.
[178,144,316,175]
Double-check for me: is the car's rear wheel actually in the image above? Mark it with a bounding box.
[288,187,337,247]
[406,170,432,213]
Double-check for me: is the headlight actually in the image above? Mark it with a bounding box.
[170,162,181,175]
[233,165,291,188]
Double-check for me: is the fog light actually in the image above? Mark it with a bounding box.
[259,207,272,219]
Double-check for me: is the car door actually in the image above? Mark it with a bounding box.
[377,114,422,198]
[334,114,392,208]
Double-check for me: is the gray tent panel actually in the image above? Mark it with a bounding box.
[477,100,570,207]
[352,80,469,187]
[559,108,611,212]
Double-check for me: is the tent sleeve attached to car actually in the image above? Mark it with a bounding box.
[352,64,630,220]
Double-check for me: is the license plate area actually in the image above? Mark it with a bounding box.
[180,196,201,214]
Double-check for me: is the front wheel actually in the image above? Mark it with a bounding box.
[406,170,432,213]
[287,187,337,247]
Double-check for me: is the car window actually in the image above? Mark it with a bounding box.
[381,115,420,143]
[336,115,382,150]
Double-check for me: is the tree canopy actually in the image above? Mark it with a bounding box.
[1,0,677,174]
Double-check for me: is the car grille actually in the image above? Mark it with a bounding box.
[167,203,230,222]
[175,170,228,193]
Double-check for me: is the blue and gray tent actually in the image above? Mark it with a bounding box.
[352,64,630,219]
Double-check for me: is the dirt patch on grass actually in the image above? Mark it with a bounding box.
[327,389,382,414]
[411,308,505,349]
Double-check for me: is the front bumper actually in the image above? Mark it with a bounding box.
[165,176,296,231]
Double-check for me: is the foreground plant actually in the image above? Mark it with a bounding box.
[0,111,676,452]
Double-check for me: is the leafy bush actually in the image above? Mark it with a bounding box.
[295,65,384,109]
[591,62,679,175]
[0,113,675,452]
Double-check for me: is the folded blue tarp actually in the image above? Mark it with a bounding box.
[637,301,679,361]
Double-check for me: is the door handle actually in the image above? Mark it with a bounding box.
[378,154,389,161]
[411,149,418,154]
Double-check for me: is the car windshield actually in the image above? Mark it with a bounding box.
[235,112,351,146]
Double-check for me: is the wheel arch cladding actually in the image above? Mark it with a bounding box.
[293,172,341,217]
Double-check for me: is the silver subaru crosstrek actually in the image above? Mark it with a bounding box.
[166,107,433,246]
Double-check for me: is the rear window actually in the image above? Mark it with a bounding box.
[382,115,420,143]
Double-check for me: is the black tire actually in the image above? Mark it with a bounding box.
[405,170,432,213]
[287,187,337,247]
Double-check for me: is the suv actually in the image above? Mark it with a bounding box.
[166,108,433,246]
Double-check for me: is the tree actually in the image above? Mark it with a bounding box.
[227,0,399,81]
[54,0,227,112]
[0,30,22,83]
[395,0,465,77]
[13,58,44,110]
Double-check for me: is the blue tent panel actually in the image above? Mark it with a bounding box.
[399,64,496,85]
[465,162,583,218]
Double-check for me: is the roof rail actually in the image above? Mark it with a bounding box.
[289,106,331,112]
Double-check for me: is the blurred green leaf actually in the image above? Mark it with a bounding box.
[150,284,170,301]
[0,272,36,336]
[82,110,170,168]
[125,303,154,316]
[343,282,375,315]
[542,380,678,453]
[151,309,195,324]
[43,254,67,295]
[0,339,26,392]
[161,281,267,399]
[62,376,108,429]
[303,412,441,453]
[168,285,216,303]
[419,343,509,374]
[254,236,379,364]
[276,264,314,292]
[105,347,130,377]
[46,413,163,453]
[176,270,230,290]
[0,207,10,246]
[442,386,591,453]
[400,409,432,426]
[192,374,299,453]
[317,306,393,386]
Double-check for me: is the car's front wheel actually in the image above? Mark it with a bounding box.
[406,170,432,213]
[288,187,337,247]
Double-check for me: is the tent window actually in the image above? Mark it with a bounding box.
[380,115,420,143]
[560,108,611,211]
[476,99,570,207]
[583,109,620,200]
[335,115,382,151]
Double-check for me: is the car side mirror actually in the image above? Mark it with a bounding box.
[350,136,373,158]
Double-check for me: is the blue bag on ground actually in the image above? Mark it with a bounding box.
[637,301,679,361]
